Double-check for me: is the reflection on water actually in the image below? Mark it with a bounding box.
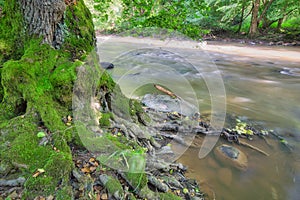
[97,37,300,200]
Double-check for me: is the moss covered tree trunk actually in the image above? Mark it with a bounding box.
[0,0,96,198]
[19,0,66,47]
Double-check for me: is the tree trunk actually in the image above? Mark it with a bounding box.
[237,0,246,33]
[19,0,66,48]
[249,0,260,37]
[277,3,288,32]
[0,0,97,198]
[257,0,275,26]
[277,17,284,31]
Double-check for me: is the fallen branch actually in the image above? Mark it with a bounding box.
[154,84,177,98]
[239,141,269,156]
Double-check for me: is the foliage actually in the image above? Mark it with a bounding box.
[86,0,300,39]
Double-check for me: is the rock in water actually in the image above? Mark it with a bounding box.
[141,94,197,116]
[214,144,248,171]
[100,62,114,69]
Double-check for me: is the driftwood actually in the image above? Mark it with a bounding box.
[154,84,177,98]
[239,141,270,156]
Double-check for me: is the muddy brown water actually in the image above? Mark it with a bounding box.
[97,36,300,200]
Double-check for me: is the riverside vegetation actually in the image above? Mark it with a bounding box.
[86,0,300,45]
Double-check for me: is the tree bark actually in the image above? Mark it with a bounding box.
[257,0,275,25]
[19,0,66,48]
[249,0,260,37]
[277,17,284,31]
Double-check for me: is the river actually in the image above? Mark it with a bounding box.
[96,36,300,200]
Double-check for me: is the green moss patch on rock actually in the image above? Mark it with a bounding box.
[159,192,183,200]
[99,112,113,127]
[63,0,96,60]
[100,174,124,198]
[125,172,148,192]
[0,0,25,63]
[0,110,73,199]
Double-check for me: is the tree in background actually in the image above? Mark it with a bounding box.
[249,0,261,36]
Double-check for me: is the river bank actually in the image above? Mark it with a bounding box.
[97,34,300,62]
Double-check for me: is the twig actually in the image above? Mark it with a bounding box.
[154,84,177,98]
[239,141,269,156]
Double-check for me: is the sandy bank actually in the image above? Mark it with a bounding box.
[97,35,300,62]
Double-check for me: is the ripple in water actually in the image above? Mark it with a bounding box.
[280,67,300,77]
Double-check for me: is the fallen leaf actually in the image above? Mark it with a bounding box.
[33,168,45,178]
[90,166,97,172]
[37,132,46,138]
[81,167,91,173]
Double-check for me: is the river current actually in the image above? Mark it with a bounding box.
[97,36,300,200]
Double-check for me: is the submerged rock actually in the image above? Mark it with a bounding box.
[214,144,248,171]
[100,62,114,69]
[141,94,197,116]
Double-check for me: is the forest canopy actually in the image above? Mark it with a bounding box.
[85,0,300,40]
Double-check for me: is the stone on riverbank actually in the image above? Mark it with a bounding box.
[214,144,248,171]
[100,62,114,69]
[141,94,197,116]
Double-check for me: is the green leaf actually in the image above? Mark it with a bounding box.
[37,131,46,138]
[183,188,189,194]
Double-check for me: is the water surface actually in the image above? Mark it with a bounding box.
[97,36,300,200]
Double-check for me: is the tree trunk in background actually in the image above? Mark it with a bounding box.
[237,0,246,33]
[249,0,260,36]
[277,17,284,31]
[277,3,288,32]
[257,0,275,26]
[19,0,66,48]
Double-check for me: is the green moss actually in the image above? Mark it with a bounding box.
[129,99,151,124]
[50,58,80,108]
[0,119,72,198]
[0,68,3,101]
[159,192,182,200]
[63,0,95,60]
[104,176,124,197]
[138,186,159,199]
[106,134,142,151]
[55,186,73,200]
[99,112,112,127]
[129,99,143,116]
[111,85,131,118]
[0,0,24,63]
[126,193,137,200]
[5,128,61,170]
[125,172,148,192]
[98,71,116,91]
